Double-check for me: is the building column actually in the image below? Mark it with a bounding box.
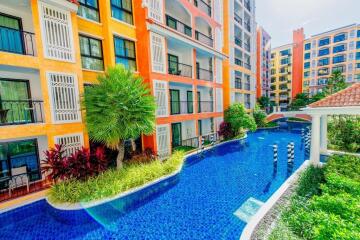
[310,114,321,166]
[320,115,328,153]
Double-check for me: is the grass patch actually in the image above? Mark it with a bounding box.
[270,154,360,240]
[173,146,196,152]
[48,151,185,204]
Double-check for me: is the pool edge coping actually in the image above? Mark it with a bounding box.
[46,134,249,211]
[239,159,311,240]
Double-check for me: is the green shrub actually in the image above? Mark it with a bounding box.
[296,166,324,198]
[224,103,256,135]
[325,154,360,182]
[253,109,267,127]
[48,151,185,203]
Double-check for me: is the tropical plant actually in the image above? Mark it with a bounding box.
[257,96,271,109]
[224,103,257,135]
[289,93,310,110]
[253,105,267,128]
[83,65,156,169]
[48,151,185,203]
[42,145,107,182]
[218,121,233,140]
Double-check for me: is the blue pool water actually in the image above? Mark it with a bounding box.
[0,130,306,240]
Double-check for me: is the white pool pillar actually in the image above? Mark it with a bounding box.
[310,114,321,166]
[320,115,328,153]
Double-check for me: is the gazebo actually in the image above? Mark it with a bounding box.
[302,83,360,165]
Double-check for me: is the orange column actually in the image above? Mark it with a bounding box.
[292,28,305,98]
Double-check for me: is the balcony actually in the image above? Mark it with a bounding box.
[195,30,213,47]
[235,58,243,66]
[194,0,212,17]
[0,100,44,126]
[244,82,251,91]
[196,67,213,81]
[244,62,251,70]
[244,22,251,32]
[0,26,36,56]
[234,13,243,25]
[244,42,250,52]
[168,60,192,78]
[166,15,192,37]
[198,101,213,113]
[244,0,251,12]
[235,37,242,47]
[170,101,194,115]
[235,80,242,89]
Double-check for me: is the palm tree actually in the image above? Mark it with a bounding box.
[324,70,347,95]
[83,65,156,169]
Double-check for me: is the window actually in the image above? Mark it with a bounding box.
[111,0,133,25]
[318,58,329,66]
[148,0,163,23]
[333,44,346,53]
[39,3,74,61]
[357,63,360,69]
[114,36,136,70]
[150,33,166,73]
[281,58,290,65]
[356,52,360,60]
[304,43,311,50]
[0,13,25,55]
[318,37,330,46]
[55,134,83,156]
[78,0,99,22]
[304,71,310,78]
[271,53,275,58]
[318,48,329,56]
[332,65,345,73]
[79,35,104,71]
[280,49,291,56]
[318,78,328,85]
[357,41,360,49]
[304,62,310,69]
[333,55,346,64]
[358,30,360,38]
[48,72,80,123]
[333,33,346,43]
[0,139,41,189]
[304,52,310,60]
[271,69,276,75]
[318,68,329,76]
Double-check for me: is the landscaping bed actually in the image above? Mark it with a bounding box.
[254,154,360,240]
[48,151,185,204]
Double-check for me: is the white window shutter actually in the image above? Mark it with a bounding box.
[39,2,74,61]
[148,0,163,23]
[156,124,170,159]
[150,32,166,73]
[55,133,83,156]
[153,80,168,117]
[48,72,81,123]
[216,88,223,112]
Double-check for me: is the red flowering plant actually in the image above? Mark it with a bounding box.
[42,145,107,182]
[218,121,234,140]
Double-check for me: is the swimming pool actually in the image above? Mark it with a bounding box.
[0,130,306,240]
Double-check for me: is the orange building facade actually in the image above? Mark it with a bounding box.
[256,26,271,98]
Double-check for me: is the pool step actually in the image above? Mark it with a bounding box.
[233,197,264,223]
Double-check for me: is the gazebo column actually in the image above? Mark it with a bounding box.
[320,115,328,153]
[310,114,321,166]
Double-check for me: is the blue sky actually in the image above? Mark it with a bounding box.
[256,0,360,47]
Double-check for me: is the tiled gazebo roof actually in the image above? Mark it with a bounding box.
[308,83,360,108]
[67,0,78,4]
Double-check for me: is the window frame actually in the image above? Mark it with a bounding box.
[304,43,311,51]
[318,57,329,66]
[111,0,134,25]
[113,36,137,70]
[79,34,104,71]
[318,37,330,47]
[318,47,330,57]
[304,52,311,60]
[333,33,347,43]
[78,0,100,22]
[333,54,346,64]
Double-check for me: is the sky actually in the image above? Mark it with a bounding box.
[256,0,360,47]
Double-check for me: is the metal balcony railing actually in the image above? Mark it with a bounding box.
[196,67,213,81]
[194,0,212,16]
[170,101,194,115]
[198,101,213,113]
[165,15,192,37]
[0,100,44,126]
[202,132,219,143]
[195,30,213,47]
[244,62,251,70]
[181,137,199,149]
[168,60,192,78]
[0,26,36,56]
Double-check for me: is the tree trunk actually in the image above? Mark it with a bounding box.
[130,139,136,152]
[116,140,125,169]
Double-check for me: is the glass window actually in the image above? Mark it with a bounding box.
[357,63,360,69]
[304,43,311,50]
[304,71,310,78]
[0,13,24,54]
[280,49,291,56]
[114,36,136,70]
[318,78,328,85]
[304,52,310,60]
[356,52,360,60]
[333,33,346,43]
[318,58,329,66]
[304,62,310,69]
[318,37,330,46]
[358,30,360,38]
[318,48,330,56]
[332,65,345,73]
[357,41,360,49]
[333,55,346,64]
[318,68,329,76]
[111,0,133,25]
[79,35,104,71]
[281,57,290,65]
[78,0,99,22]
[333,44,346,53]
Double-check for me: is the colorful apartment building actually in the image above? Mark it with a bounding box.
[223,0,257,111]
[302,24,360,96]
[270,28,304,111]
[256,26,271,98]
[134,0,226,158]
